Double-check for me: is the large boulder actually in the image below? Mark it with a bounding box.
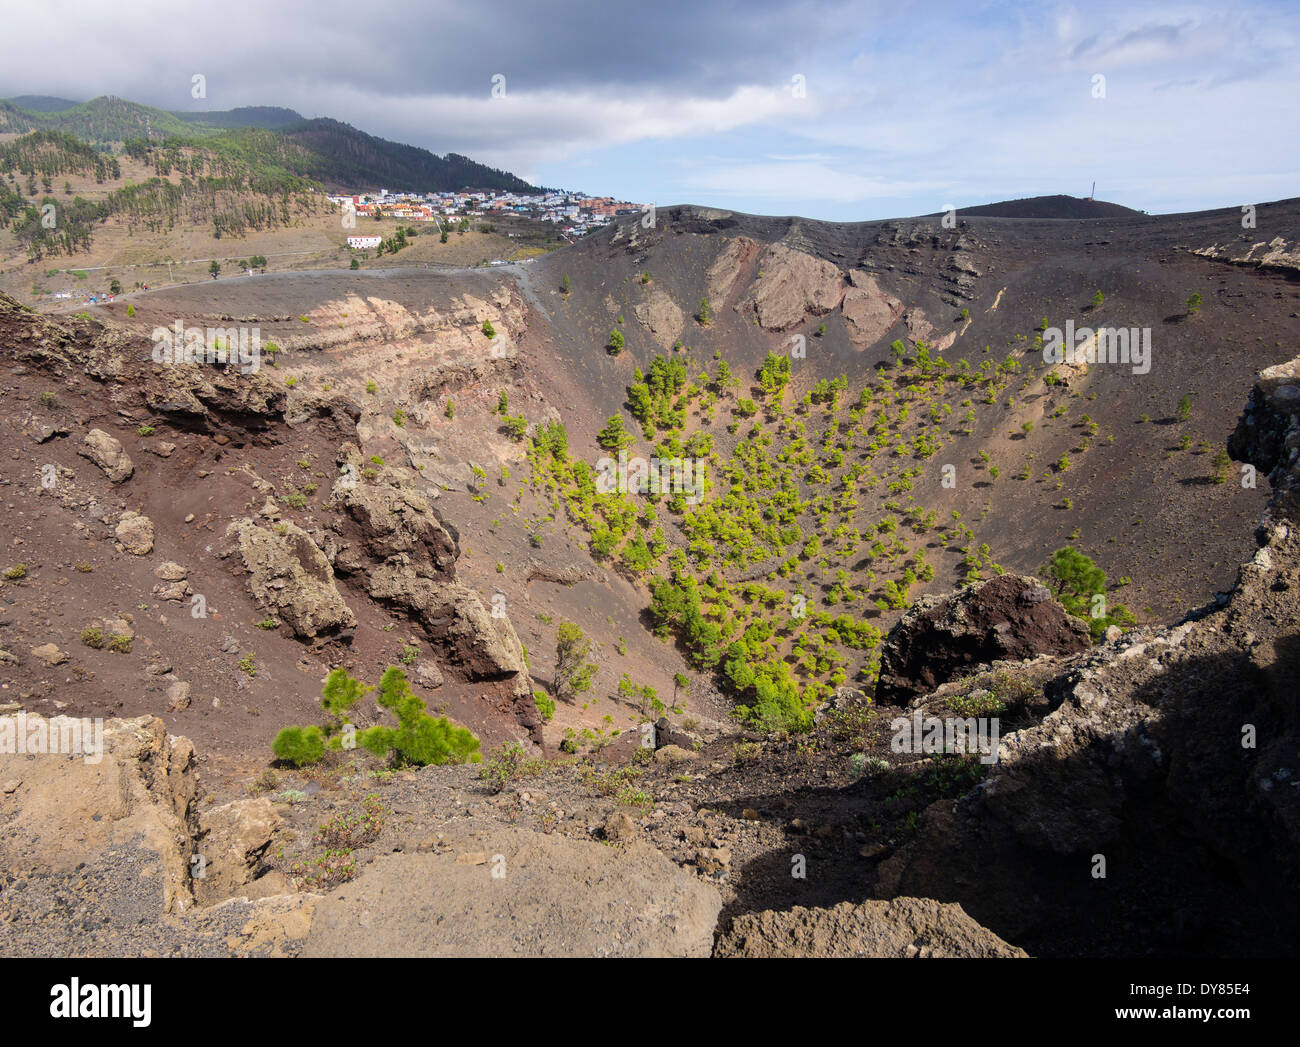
[715,897,1027,958]
[115,510,155,555]
[78,428,133,483]
[224,518,356,639]
[330,445,458,575]
[876,574,1091,705]
[367,567,529,688]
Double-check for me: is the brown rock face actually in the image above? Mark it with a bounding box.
[328,448,538,741]
[841,270,904,348]
[739,243,844,331]
[706,236,758,304]
[875,574,1091,704]
[195,797,282,904]
[0,714,198,914]
[330,444,458,576]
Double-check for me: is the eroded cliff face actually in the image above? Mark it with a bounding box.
[0,291,538,754]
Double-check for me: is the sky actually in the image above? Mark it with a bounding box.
[2,0,1298,221]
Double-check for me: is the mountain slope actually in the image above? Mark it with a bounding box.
[0,95,539,192]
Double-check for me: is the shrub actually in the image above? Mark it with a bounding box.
[555,623,597,702]
[597,414,633,451]
[502,414,528,440]
[314,795,385,849]
[479,742,529,793]
[272,725,325,767]
[358,667,480,766]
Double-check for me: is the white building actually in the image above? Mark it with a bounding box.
[347,236,382,250]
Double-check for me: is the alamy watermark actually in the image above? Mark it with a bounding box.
[595,451,707,505]
[1042,320,1150,375]
[890,710,1000,765]
[151,320,261,374]
[0,713,104,764]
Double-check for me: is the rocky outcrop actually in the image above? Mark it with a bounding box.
[143,366,287,436]
[367,567,529,687]
[224,518,356,639]
[78,428,133,483]
[328,449,538,740]
[152,561,191,602]
[706,236,758,305]
[330,444,458,575]
[876,574,1091,704]
[301,827,721,957]
[0,714,198,915]
[738,243,844,331]
[841,270,904,348]
[1192,236,1300,277]
[0,713,316,956]
[194,798,283,905]
[902,306,956,353]
[1229,354,1300,525]
[633,289,684,349]
[715,897,1027,958]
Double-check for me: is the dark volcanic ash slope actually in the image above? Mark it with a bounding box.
[525,199,1300,624]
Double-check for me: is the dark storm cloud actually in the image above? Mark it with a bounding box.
[0,0,866,109]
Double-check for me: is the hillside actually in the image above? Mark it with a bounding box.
[0,95,539,192]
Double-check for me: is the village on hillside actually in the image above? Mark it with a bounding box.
[331,187,644,248]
